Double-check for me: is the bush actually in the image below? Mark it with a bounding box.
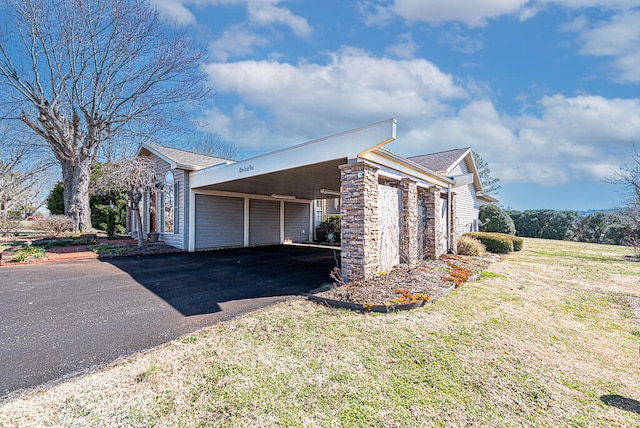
[479,204,515,235]
[465,232,514,254]
[456,235,486,256]
[319,215,341,243]
[510,235,523,251]
[36,215,75,236]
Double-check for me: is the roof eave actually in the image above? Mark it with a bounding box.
[138,143,178,170]
[365,148,455,187]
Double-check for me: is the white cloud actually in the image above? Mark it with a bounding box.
[358,1,396,27]
[204,45,640,186]
[385,33,419,59]
[399,95,640,186]
[360,0,640,28]
[153,0,312,37]
[391,0,530,27]
[209,27,269,61]
[438,28,484,54]
[203,48,467,148]
[247,3,312,38]
[152,0,197,25]
[572,10,640,82]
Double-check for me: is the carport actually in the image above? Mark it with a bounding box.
[187,119,398,253]
[140,118,459,281]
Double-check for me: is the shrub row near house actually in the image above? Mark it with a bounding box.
[464,232,523,254]
[456,235,486,256]
[479,204,515,235]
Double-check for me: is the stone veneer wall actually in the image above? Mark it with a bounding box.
[339,162,379,280]
[420,186,445,259]
[399,178,418,265]
[449,191,457,254]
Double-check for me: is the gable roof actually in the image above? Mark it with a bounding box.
[137,143,233,171]
[409,147,498,203]
[408,148,471,174]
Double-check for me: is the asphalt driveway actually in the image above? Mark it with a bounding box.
[0,245,336,400]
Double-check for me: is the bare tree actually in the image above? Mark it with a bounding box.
[615,145,640,256]
[92,156,157,248]
[616,146,640,209]
[0,124,52,221]
[187,133,240,160]
[0,0,207,231]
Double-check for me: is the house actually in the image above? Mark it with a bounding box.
[135,119,498,281]
[408,148,498,235]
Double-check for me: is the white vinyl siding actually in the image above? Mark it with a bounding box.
[450,161,479,236]
[162,169,186,248]
[194,194,244,249]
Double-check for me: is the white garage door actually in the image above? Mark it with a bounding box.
[284,202,310,243]
[194,194,244,250]
[249,199,280,245]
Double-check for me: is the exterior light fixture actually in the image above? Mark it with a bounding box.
[320,189,341,196]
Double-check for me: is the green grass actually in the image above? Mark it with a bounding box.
[1,237,640,427]
[480,270,505,279]
[12,244,46,262]
[90,243,125,255]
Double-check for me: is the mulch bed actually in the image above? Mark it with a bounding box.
[310,254,495,310]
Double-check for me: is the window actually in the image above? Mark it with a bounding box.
[163,171,178,234]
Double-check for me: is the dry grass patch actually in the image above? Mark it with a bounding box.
[1,238,640,426]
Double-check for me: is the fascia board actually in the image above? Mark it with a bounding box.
[476,192,499,203]
[362,149,454,188]
[190,119,397,189]
[138,143,178,170]
[445,148,472,175]
[463,151,486,193]
[451,172,474,188]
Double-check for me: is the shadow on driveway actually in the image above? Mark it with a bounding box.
[0,245,336,400]
[100,245,337,315]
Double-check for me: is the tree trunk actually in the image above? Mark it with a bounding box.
[60,156,94,232]
[133,201,144,248]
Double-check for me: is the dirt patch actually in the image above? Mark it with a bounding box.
[313,254,494,306]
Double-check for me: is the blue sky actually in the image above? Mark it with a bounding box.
[154,0,640,211]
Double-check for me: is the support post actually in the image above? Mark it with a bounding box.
[339,161,379,280]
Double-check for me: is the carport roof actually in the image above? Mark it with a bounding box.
[189,119,397,200]
[186,119,464,200]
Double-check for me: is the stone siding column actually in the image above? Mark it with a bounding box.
[399,178,418,265]
[450,190,457,253]
[339,162,379,280]
[421,186,444,259]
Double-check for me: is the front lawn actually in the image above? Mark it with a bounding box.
[1,238,639,426]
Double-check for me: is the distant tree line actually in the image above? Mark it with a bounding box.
[479,205,639,245]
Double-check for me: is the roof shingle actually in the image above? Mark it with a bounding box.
[144,143,232,170]
[408,147,470,173]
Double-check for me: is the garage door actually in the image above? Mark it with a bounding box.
[195,194,244,250]
[249,199,280,245]
[284,202,310,243]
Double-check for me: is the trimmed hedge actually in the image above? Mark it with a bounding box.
[464,232,524,254]
[510,235,523,252]
[479,204,516,235]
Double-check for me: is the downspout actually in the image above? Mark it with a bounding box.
[447,183,453,253]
